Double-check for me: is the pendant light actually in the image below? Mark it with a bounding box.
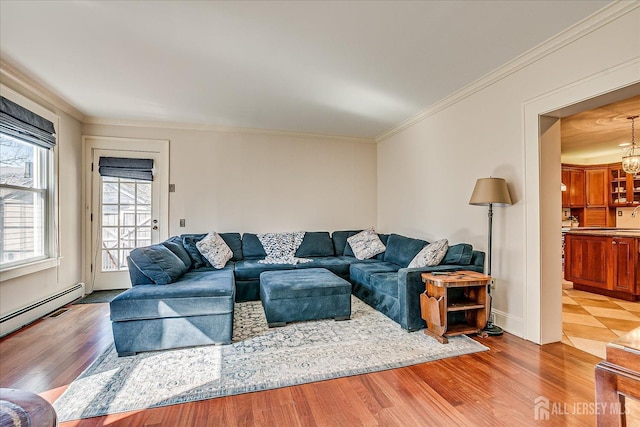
[622,115,640,175]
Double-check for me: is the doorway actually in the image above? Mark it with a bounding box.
[523,63,639,344]
[83,137,169,291]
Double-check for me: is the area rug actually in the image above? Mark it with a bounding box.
[54,297,488,421]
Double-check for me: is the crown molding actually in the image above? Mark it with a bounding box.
[375,1,640,143]
[0,57,86,122]
[83,116,376,144]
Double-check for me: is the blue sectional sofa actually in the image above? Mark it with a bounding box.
[110,230,484,356]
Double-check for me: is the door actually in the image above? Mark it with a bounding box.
[612,237,635,293]
[585,168,607,207]
[84,138,169,291]
[569,169,585,207]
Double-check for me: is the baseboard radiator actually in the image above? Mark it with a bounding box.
[0,283,85,337]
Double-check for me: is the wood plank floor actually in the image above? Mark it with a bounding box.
[0,301,623,426]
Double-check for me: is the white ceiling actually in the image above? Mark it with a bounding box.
[0,1,611,138]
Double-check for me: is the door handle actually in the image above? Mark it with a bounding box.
[152,225,158,230]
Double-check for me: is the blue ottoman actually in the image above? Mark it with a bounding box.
[260,268,351,327]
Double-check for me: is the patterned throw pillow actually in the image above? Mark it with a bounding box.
[196,232,233,269]
[346,228,386,260]
[408,239,449,268]
[257,231,311,265]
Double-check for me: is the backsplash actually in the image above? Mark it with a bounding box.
[616,207,640,228]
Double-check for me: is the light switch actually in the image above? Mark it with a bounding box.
[179,219,186,227]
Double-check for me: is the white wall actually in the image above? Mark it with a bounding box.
[81,123,377,236]
[377,6,640,342]
[0,82,84,325]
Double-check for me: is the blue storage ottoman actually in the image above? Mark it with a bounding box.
[260,268,351,327]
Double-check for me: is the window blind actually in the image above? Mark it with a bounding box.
[0,96,56,148]
[98,157,154,181]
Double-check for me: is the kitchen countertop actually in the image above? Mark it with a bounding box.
[565,227,640,237]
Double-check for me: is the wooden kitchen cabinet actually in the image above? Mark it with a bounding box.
[565,232,640,301]
[585,167,608,207]
[610,163,640,206]
[565,234,609,290]
[569,168,585,207]
[612,237,637,293]
[563,164,616,226]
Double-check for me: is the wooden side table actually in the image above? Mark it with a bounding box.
[595,327,640,426]
[420,270,490,344]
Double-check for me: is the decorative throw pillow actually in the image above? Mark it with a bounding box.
[408,239,449,268]
[346,228,386,260]
[128,244,188,285]
[257,231,312,265]
[196,232,233,269]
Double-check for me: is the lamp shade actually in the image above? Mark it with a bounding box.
[469,177,512,206]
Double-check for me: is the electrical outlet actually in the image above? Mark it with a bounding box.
[179,219,186,227]
[490,278,496,290]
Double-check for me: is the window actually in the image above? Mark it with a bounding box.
[0,95,56,270]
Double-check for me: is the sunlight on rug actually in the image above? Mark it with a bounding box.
[54,297,488,422]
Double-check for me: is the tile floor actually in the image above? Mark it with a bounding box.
[562,280,640,359]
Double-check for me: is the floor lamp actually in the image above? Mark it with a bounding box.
[469,177,512,336]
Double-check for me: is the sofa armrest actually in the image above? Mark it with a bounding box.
[397,268,430,332]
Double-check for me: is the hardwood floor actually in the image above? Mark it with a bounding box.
[0,302,619,426]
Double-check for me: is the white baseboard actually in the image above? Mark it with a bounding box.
[493,309,525,340]
[0,283,85,337]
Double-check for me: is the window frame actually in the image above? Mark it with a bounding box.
[0,85,59,281]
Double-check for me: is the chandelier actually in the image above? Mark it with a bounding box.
[622,115,640,175]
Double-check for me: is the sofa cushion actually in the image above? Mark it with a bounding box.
[295,231,335,257]
[293,256,351,276]
[384,234,428,268]
[350,261,399,285]
[234,259,295,281]
[331,230,362,256]
[181,234,210,269]
[408,239,449,268]
[242,233,267,259]
[375,234,390,260]
[162,236,192,269]
[220,233,243,261]
[110,269,235,322]
[370,272,399,298]
[442,243,473,265]
[128,244,188,285]
[196,232,233,269]
[347,228,386,260]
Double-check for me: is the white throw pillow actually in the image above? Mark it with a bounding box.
[347,228,386,260]
[408,239,449,268]
[196,232,233,269]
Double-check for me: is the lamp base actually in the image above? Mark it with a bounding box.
[483,322,503,336]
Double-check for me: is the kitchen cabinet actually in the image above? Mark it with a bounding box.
[610,163,640,206]
[562,164,616,226]
[585,167,608,207]
[562,165,585,208]
[612,237,636,293]
[565,230,639,301]
[583,207,607,227]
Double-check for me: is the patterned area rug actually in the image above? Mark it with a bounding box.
[54,297,488,421]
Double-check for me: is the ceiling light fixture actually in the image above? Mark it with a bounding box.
[622,115,640,175]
